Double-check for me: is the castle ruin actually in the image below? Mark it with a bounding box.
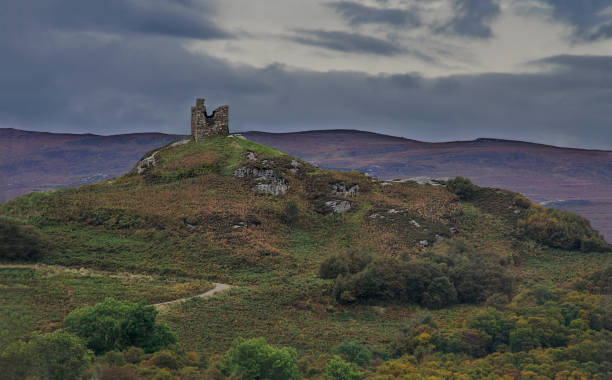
[191,98,229,140]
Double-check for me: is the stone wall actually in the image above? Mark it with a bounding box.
[191,98,229,140]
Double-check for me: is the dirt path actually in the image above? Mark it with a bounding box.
[0,263,232,311]
[154,283,232,311]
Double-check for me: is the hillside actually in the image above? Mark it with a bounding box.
[245,130,612,242]
[0,128,182,202]
[1,135,610,379]
[3,127,609,243]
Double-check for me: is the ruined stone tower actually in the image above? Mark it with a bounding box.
[191,98,229,140]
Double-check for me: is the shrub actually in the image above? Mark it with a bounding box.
[283,201,299,225]
[512,194,532,209]
[332,341,372,366]
[485,293,510,309]
[147,350,180,370]
[99,366,141,380]
[333,265,384,304]
[458,329,491,357]
[467,308,516,353]
[530,285,556,305]
[319,250,372,280]
[401,261,443,304]
[325,356,362,380]
[123,346,145,364]
[0,330,91,380]
[0,217,44,260]
[222,337,301,380]
[519,206,609,252]
[422,276,458,309]
[178,366,202,380]
[331,253,513,309]
[102,350,126,366]
[151,368,172,380]
[319,255,350,280]
[64,298,176,355]
[446,176,477,200]
[451,255,514,304]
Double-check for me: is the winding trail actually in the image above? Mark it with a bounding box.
[154,283,232,311]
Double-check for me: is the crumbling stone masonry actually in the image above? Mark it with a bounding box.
[191,98,229,140]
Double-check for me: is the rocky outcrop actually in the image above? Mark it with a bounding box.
[170,139,190,147]
[331,183,359,197]
[325,200,352,213]
[290,160,301,173]
[136,152,157,174]
[234,167,287,196]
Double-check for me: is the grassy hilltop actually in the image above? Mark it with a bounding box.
[1,135,610,379]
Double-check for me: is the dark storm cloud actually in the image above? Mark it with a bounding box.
[541,0,612,41]
[435,0,501,38]
[288,29,405,56]
[3,0,231,40]
[0,0,611,150]
[327,1,421,27]
[533,54,612,72]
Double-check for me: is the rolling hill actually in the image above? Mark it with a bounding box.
[244,130,612,242]
[1,135,610,378]
[2,128,610,242]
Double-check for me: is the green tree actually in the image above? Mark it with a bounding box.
[0,330,91,380]
[423,276,457,309]
[222,337,301,380]
[64,298,176,354]
[467,308,516,352]
[325,356,362,380]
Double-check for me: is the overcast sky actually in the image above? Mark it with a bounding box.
[1,0,611,149]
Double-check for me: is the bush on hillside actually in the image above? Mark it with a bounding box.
[512,193,532,209]
[450,255,515,304]
[325,356,362,380]
[64,298,176,354]
[0,330,91,380]
[332,341,372,366]
[222,337,301,380]
[446,176,477,200]
[319,250,372,280]
[519,206,609,252]
[423,276,458,309]
[283,201,300,225]
[329,252,514,309]
[0,217,44,260]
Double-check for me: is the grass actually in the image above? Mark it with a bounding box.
[0,265,212,347]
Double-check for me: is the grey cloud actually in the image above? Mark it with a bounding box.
[591,22,612,40]
[0,1,611,150]
[328,1,421,27]
[541,0,612,41]
[434,0,501,38]
[288,29,405,56]
[3,0,231,40]
[533,54,612,72]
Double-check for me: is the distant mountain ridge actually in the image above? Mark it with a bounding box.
[0,128,183,202]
